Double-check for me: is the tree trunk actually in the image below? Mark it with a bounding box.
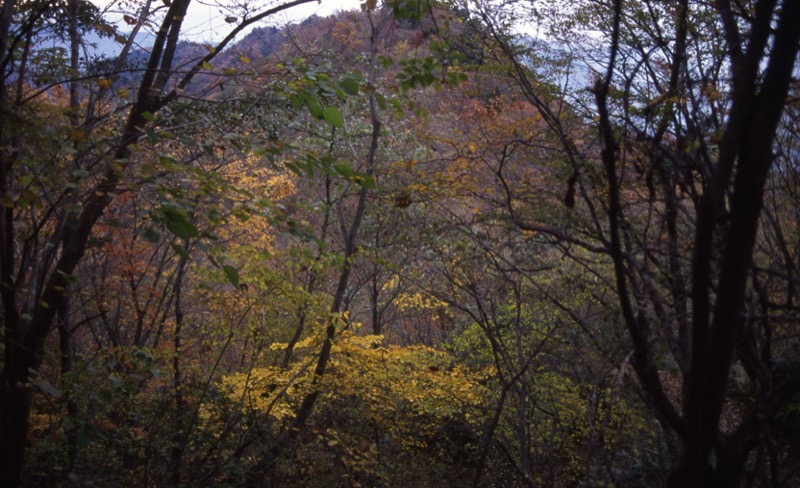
[0,352,33,486]
[58,297,80,469]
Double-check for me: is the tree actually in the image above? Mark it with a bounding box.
[399,83,657,485]
[467,0,800,485]
[220,330,487,486]
[0,0,317,485]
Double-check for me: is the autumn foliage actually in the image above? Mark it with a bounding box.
[1,1,799,487]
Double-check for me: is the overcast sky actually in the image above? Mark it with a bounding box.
[92,0,364,43]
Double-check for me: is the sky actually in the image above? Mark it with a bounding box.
[92,0,364,44]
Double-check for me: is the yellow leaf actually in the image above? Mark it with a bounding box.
[70,129,87,141]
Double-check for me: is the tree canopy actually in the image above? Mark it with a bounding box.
[1,0,798,487]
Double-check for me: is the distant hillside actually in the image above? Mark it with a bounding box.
[82,6,493,99]
[78,21,288,93]
[224,25,286,60]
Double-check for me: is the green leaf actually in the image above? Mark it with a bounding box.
[31,378,62,399]
[390,98,404,117]
[285,162,302,175]
[223,265,240,288]
[356,173,377,189]
[158,156,180,171]
[145,128,157,145]
[378,55,394,69]
[305,96,324,119]
[171,242,189,259]
[323,106,344,127]
[289,94,304,111]
[162,207,199,240]
[390,0,428,20]
[375,92,387,110]
[57,270,79,284]
[340,77,359,96]
[334,162,355,177]
[207,208,222,223]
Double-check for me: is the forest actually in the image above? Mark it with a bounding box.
[0,0,799,486]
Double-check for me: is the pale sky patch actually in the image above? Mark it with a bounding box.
[91,0,363,43]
